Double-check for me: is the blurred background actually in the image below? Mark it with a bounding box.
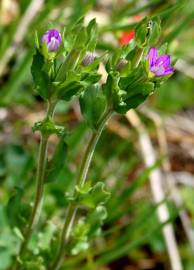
[1,0,194,269]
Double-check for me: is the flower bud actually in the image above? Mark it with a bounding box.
[42,29,62,52]
[81,52,95,66]
[116,58,128,71]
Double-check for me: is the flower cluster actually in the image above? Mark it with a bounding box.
[41,29,174,79]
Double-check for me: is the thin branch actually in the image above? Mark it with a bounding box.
[126,109,183,270]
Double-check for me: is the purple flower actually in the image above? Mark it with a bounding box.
[81,52,95,66]
[147,48,174,77]
[42,29,62,52]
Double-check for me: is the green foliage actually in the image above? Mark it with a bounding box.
[33,118,65,137]
[45,138,68,183]
[56,71,86,101]
[135,17,161,48]
[69,181,110,255]
[70,205,109,255]
[80,85,106,129]
[71,218,90,255]
[86,19,98,52]
[57,19,98,77]
[76,181,110,209]
[22,257,45,270]
[6,187,24,227]
[103,63,155,114]
[31,50,50,100]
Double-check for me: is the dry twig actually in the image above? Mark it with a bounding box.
[126,109,183,270]
[142,108,194,253]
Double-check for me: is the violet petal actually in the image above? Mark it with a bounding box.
[147,48,158,67]
[155,55,171,69]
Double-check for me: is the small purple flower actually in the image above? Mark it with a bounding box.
[81,52,95,66]
[42,29,62,52]
[147,48,174,77]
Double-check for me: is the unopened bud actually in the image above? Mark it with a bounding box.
[81,52,95,66]
[116,58,128,71]
[42,29,62,52]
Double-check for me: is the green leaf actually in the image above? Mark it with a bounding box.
[56,70,84,101]
[80,85,106,129]
[130,82,154,96]
[71,241,89,255]
[86,18,98,51]
[81,72,101,84]
[148,17,161,46]
[37,222,56,250]
[115,94,147,114]
[72,218,90,241]
[34,31,40,49]
[158,43,168,55]
[13,227,24,241]
[104,63,150,114]
[22,257,45,270]
[74,27,88,49]
[70,204,109,255]
[58,81,84,101]
[45,138,67,183]
[31,50,49,99]
[32,118,65,136]
[70,218,90,255]
[103,72,123,109]
[89,205,108,222]
[77,182,110,209]
[119,64,147,90]
[135,17,161,48]
[56,49,81,81]
[75,181,92,194]
[6,187,23,227]
[86,206,108,238]
[135,17,149,48]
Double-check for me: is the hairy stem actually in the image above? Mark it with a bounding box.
[14,100,56,269]
[49,109,113,270]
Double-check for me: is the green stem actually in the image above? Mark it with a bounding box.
[14,101,56,270]
[49,109,113,270]
[132,46,144,68]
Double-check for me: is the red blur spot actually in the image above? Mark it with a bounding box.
[133,15,142,22]
[119,31,135,46]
